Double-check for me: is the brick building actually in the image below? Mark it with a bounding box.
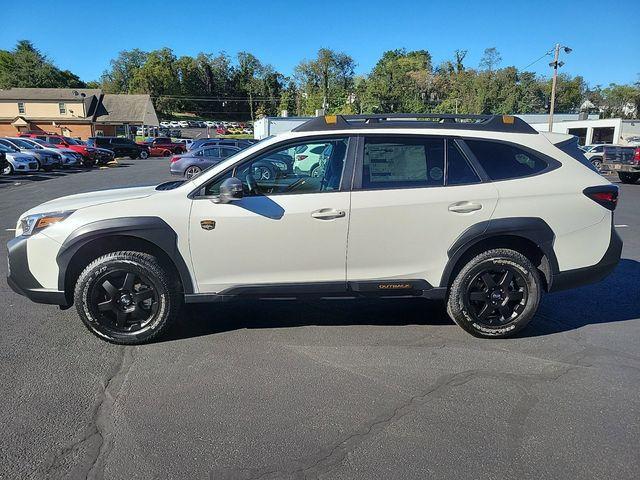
[0,88,158,139]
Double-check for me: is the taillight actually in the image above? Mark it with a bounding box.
[170,156,180,163]
[634,148,640,165]
[584,185,619,211]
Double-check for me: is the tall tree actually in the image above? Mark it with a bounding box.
[237,52,263,120]
[479,47,502,71]
[99,49,148,93]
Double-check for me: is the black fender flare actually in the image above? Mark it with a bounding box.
[439,217,559,288]
[56,216,194,294]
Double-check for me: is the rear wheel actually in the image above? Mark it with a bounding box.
[618,172,640,184]
[446,248,541,338]
[74,251,181,344]
[184,165,202,179]
[590,157,602,172]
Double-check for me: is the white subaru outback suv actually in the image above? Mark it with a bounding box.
[7,114,622,344]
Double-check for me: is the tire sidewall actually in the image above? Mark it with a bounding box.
[448,251,541,338]
[75,256,173,344]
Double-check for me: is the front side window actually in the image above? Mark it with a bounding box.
[464,140,547,181]
[203,148,219,157]
[361,136,445,189]
[18,102,25,114]
[203,138,349,197]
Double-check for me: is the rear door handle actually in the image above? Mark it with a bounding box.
[448,202,482,213]
[311,208,346,220]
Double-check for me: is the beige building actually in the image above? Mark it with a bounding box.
[0,88,158,139]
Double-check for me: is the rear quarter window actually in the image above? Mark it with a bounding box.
[464,140,548,180]
[557,137,598,172]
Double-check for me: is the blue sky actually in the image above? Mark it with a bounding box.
[1,0,638,86]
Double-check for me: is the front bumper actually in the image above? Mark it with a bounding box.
[549,225,622,292]
[6,236,68,306]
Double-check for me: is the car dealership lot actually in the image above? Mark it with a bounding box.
[1,160,639,479]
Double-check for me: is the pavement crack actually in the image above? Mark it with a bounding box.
[42,346,136,480]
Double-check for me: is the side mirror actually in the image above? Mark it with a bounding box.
[215,177,243,204]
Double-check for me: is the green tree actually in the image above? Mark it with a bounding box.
[130,48,180,115]
[99,49,147,93]
[479,47,502,72]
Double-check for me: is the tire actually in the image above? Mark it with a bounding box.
[618,172,640,184]
[446,248,541,338]
[184,165,202,179]
[139,150,149,159]
[251,162,276,181]
[3,163,14,175]
[74,251,181,345]
[590,157,602,172]
[309,163,322,178]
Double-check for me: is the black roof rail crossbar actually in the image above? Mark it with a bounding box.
[291,114,538,134]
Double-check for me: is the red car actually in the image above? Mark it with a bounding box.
[137,137,186,157]
[19,132,97,167]
[215,127,228,135]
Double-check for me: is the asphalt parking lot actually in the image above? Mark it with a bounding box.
[1,159,639,480]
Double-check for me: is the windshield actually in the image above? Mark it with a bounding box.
[9,138,37,149]
[0,144,12,153]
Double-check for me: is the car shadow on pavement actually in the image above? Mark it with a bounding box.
[0,169,87,187]
[524,258,640,336]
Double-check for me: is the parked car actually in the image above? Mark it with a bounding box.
[188,137,255,152]
[138,137,186,157]
[160,121,171,128]
[626,136,640,146]
[169,121,180,128]
[19,133,97,167]
[0,143,40,174]
[292,143,330,176]
[23,138,84,168]
[170,145,242,178]
[87,137,149,159]
[0,137,60,171]
[602,144,640,184]
[178,121,189,128]
[176,139,194,149]
[580,144,607,171]
[215,126,228,135]
[0,148,7,175]
[205,121,216,128]
[6,114,622,344]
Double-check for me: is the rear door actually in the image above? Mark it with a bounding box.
[346,135,498,287]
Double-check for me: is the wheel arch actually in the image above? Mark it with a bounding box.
[440,217,559,292]
[57,217,194,305]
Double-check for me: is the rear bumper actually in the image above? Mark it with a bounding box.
[6,236,68,306]
[602,163,640,173]
[549,226,622,292]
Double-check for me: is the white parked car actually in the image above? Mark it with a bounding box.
[0,144,40,174]
[169,121,180,128]
[160,121,171,128]
[7,114,621,344]
[178,121,189,128]
[580,144,606,171]
[292,143,329,176]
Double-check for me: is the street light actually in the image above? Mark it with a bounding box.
[548,43,572,131]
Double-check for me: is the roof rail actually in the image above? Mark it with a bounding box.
[292,113,538,134]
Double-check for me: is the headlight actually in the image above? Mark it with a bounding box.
[18,210,75,236]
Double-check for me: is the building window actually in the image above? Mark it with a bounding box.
[18,102,25,114]
[59,102,66,115]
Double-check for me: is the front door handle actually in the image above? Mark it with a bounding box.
[311,208,346,220]
[448,202,483,213]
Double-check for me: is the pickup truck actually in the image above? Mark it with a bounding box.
[602,145,640,184]
[137,137,186,157]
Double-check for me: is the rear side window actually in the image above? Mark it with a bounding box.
[362,137,445,189]
[446,140,481,185]
[464,140,547,180]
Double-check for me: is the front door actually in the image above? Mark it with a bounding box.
[189,137,353,294]
[347,136,499,287]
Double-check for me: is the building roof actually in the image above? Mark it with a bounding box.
[0,88,103,101]
[95,94,159,125]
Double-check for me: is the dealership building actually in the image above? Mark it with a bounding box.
[0,88,158,139]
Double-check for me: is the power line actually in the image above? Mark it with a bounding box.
[520,49,554,71]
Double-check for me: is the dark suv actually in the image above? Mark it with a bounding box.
[87,137,149,159]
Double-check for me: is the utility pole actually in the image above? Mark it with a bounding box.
[548,43,572,132]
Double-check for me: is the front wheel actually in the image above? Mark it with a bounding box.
[446,248,541,338]
[138,150,149,159]
[618,172,640,184]
[74,251,181,344]
[3,164,14,175]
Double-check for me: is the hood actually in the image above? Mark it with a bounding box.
[7,152,36,161]
[23,185,158,216]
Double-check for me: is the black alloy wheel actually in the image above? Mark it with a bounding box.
[463,266,528,326]
[88,269,159,334]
